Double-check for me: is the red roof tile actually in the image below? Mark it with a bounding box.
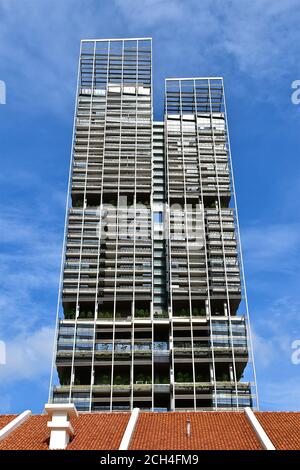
[256,412,300,450]
[0,415,17,431]
[0,413,130,451]
[0,415,50,450]
[0,410,300,450]
[130,412,262,450]
[67,413,130,450]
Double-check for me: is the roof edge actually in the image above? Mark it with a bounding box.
[0,410,31,442]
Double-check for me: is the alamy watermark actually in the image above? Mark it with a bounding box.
[94,198,206,251]
[0,80,6,105]
[0,340,6,365]
[291,80,300,105]
[291,340,300,365]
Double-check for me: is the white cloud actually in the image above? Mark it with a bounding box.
[114,0,300,81]
[220,0,300,77]
[114,0,190,25]
[0,203,59,409]
[252,329,276,368]
[253,297,300,355]
[242,223,300,273]
[0,394,12,414]
[251,296,300,409]
[259,376,300,410]
[0,0,299,116]
[0,326,54,383]
[0,0,102,115]
[0,206,61,335]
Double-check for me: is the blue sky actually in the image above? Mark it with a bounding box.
[0,0,300,413]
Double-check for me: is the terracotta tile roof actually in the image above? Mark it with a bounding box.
[0,413,130,451]
[67,413,130,450]
[129,412,262,450]
[0,410,300,450]
[0,415,50,450]
[0,415,17,431]
[255,412,300,451]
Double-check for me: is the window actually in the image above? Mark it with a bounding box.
[154,212,163,223]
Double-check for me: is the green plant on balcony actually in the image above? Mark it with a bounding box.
[97,374,110,385]
[114,375,122,385]
[219,372,230,382]
[60,373,70,386]
[114,375,129,385]
[155,375,169,384]
[195,373,204,382]
[98,311,113,318]
[64,308,76,320]
[154,310,166,318]
[193,307,206,316]
[176,371,192,383]
[135,308,149,318]
[74,377,81,385]
[135,373,144,383]
[80,310,93,319]
[117,311,127,318]
[135,373,152,384]
[176,372,183,382]
[178,308,189,317]
[74,199,83,208]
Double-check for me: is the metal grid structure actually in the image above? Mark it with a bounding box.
[49,39,258,412]
[164,78,258,410]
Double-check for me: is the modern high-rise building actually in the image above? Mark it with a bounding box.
[49,38,258,413]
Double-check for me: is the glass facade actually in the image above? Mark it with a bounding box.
[49,39,258,412]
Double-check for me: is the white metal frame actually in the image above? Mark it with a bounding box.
[49,39,258,413]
